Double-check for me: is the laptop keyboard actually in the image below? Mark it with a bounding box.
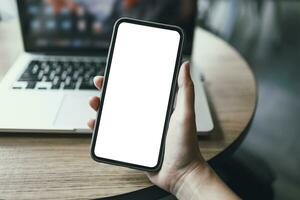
[13,59,106,90]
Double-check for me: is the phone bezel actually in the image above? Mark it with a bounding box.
[90,17,184,171]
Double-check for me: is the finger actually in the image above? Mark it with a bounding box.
[89,96,100,111]
[87,119,95,129]
[175,61,195,115]
[93,76,104,90]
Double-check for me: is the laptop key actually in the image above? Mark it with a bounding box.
[51,82,61,89]
[37,71,44,81]
[43,65,51,75]
[51,76,61,89]
[64,82,76,89]
[17,59,106,90]
[99,67,105,76]
[31,64,40,75]
[36,82,52,90]
[72,71,80,81]
[60,71,68,81]
[49,71,56,81]
[12,81,27,89]
[79,81,96,90]
[19,72,38,81]
[55,66,62,74]
[26,81,36,89]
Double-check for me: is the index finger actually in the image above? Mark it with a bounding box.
[93,76,104,90]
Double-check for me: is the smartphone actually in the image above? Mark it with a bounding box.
[90,18,184,171]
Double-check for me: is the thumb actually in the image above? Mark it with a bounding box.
[175,62,195,118]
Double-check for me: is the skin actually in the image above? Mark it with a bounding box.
[88,62,240,199]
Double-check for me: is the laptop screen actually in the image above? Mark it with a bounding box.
[17,0,197,55]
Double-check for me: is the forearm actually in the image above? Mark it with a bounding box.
[172,163,240,200]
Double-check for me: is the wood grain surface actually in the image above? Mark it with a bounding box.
[0,20,256,199]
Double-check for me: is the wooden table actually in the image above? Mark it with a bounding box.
[0,20,256,199]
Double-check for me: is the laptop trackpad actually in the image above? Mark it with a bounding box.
[0,91,63,129]
[54,94,96,129]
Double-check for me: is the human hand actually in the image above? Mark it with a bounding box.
[145,62,239,200]
[87,62,239,200]
[87,75,104,129]
[87,62,207,189]
[87,61,207,193]
[145,61,208,193]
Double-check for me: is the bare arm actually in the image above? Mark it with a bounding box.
[173,162,240,200]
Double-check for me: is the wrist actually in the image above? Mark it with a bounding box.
[171,160,211,198]
[172,161,240,200]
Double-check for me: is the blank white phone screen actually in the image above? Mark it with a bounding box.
[94,22,181,168]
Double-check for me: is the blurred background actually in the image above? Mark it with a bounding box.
[1,0,300,199]
[197,1,300,200]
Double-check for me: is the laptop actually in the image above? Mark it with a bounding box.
[0,0,213,134]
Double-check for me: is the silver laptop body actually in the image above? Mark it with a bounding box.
[0,0,213,134]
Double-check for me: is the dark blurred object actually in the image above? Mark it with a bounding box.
[197,0,300,59]
[210,151,275,200]
[18,0,196,54]
[198,0,300,199]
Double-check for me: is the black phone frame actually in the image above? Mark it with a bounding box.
[90,17,184,171]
